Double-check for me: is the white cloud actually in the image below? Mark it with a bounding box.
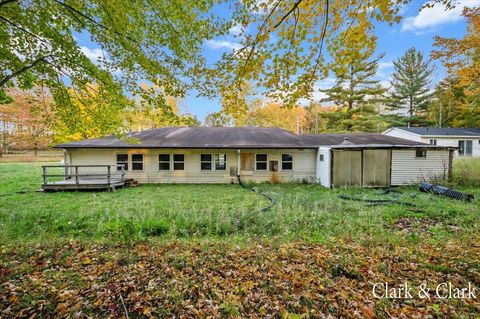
[401,0,480,32]
[229,24,243,36]
[378,61,394,70]
[205,39,242,51]
[80,46,103,61]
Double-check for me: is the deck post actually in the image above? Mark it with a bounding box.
[42,166,47,185]
[107,166,111,186]
[75,166,79,185]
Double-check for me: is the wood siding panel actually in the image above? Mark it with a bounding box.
[332,150,362,187]
[362,149,391,187]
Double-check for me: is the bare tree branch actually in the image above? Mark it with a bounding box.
[311,0,330,79]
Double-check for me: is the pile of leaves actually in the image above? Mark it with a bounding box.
[1,240,479,318]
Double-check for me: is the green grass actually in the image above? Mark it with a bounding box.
[1,162,478,245]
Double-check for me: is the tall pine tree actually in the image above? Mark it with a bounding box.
[389,48,434,116]
[321,26,386,110]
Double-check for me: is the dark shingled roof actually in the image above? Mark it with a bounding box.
[55,127,310,149]
[395,127,480,136]
[56,127,446,149]
[300,133,431,148]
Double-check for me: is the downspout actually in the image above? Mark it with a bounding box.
[237,149,241,182]
[316,147,320,184]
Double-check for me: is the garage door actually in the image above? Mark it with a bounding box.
[363,149,391,187]
[332,150,362,187]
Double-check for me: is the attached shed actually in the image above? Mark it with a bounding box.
[303,134,455,188]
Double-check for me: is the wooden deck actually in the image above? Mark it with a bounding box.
[42,165,126,191]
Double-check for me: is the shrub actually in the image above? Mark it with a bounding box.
[452,157,480,186]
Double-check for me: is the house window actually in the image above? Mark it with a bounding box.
[215,154,227,170]
[256,154,267,171]
[281,154,293,170]
[458,140,472,156]
[415,149,427,158]
[173,154,185,170]
[159,154,170,170]
[319,154,324,162]
[116,154,128,171]
[132,154,143,170]
[429,139,437,145]
[201,154,212,170]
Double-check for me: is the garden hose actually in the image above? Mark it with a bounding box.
[237,175,276,213]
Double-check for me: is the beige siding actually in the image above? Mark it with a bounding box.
[391,150,450,185]
[67,148,316,184]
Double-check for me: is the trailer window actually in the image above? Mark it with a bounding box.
[281,154,293,170]
[256,154,267,171]
[215,154,227,170]
[415,149,427,158]
[116,154,128,171]
[132,154,143,170]
[173,154,185,170]
[159,154,170,170]
[201,154,212,170]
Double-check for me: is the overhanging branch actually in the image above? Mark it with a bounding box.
[0,55,52,87]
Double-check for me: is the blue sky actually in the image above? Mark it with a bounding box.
[76,0,477,122]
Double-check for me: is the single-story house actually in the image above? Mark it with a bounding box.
[383,127,480,157]
[55,127,456,187]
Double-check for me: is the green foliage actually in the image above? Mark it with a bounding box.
[204,111,232,127]
[0,0,226,125]
[389,48,434,116]
[322,27,386,110]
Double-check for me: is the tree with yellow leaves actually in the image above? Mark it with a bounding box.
[431,7,480,127]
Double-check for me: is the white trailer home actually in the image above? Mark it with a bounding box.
[51,127,455,189]
[384,127,480,157]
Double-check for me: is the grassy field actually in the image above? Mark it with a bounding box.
[0,162,478,244]
[1,162,479,317]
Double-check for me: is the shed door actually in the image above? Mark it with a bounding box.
[332,150,362,187]
[362,149,391,187]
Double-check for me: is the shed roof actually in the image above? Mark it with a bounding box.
[300,133,431,148]
[56,127,449,150]
[393,127,480,136]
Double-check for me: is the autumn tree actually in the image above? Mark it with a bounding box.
[388,48,434,116]
[213,0,457,105]
[243,102,307,134]
[204,112,231,127]
[53,85,131,142]
[431,7,480,127]
[0,87,53,155]
[0,0,227,123]
[321,26,386,110]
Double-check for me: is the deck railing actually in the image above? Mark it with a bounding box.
[42,165,126,186]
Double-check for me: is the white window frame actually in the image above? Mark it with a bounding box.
[116,153,129,171]
[281,153,293,171]
[158,153,171,171]
[255,153,268,171]
[458,140,473,156]
[200,154,212,171]
[131,153,144,171]
[173,154,185,170]
[415,149,427,159]
[214,153,227,171]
